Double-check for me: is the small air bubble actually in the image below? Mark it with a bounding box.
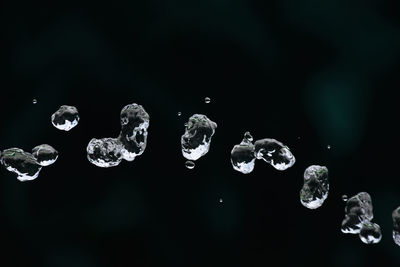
[185,160,195,169]
[219,198,223,203]
[178,112,182,116]
[342,195,348,202]
[327,145,331,150]
[32,99,37,104]
[205,97,211,104]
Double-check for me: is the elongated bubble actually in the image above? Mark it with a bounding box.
[230,132,256,174]
[359,222,382,244]
[341,192,374,234]
[32,144,58,166]
[299,165,329,209]
[392,206,400,246]
[1,148,42,181]
[51,105,80,131]
[118,103,150,161]
[87,138,123,168]
[254,138,295,170]
[181,114,217,161]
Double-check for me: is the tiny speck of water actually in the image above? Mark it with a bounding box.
[219,198,223,203]
[32,99,37,104]
[205,97,211,104]
[327,145,331,150]
[178,112,182,116]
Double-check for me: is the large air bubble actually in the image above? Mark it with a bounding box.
[51,105,80,131]
[299,165,329,209]
[181,114,217,161]
[254,138,295,170]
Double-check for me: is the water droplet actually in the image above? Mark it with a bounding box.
[178,112,182,116]
[181,114,217,161]
[219,198,223,203]
[204,97,211,104]
[32,99,37,104]
[342,195,348,202]
[185,160,195,169]
[254,138,295,171]
[300,165,329,209]
[51,105,80,131]
[327,145,331,150]
[297,136,301,140]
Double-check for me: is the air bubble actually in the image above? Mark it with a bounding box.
[299,165,329,209]
[32,144,58,166]
[204,97,211,104]
[342,195,348,202]
[86,103,150,167]
[219,198,223,203]
[87,138,123,168]
[327,145,331,150]
[178,112,182,116]
[253,138,295,170]
[359,222,382,244]
[181,114,217,161]
[392,206,400,246]
[32,99,37,104]
[341,192,381,244]
[51,105,80,131]
[230,132,256,174]
[185,160,195,169]
[1,148,42,181]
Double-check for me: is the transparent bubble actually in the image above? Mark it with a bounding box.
[178,112,182,116]
[299,165,329,209]
[342,195,348,202]
[181,114,217,161]
[230,132,256,174]
[118,104,150,161]
[341,192,374,234]
[32,99,37,104]
[32,144,58,166]
[327,145,331,150]
[204,97,211,104]
[392,206,400,246]
[1,148,42,181]
[87,138,123,168]
[244,131,253,142]
[219,198,223,203]
[185,160,195,169]
[254,138,295,170]
[359,222,382,244]
[51,105,80,131]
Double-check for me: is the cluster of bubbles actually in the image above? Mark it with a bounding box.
[3,97,400,247]
[181,114,217,169]
[299,165,329,209]
[51,105,80,131]
[0,145,58,181]
[87,103,150,168]
[341,192,382,244]
[230,132,295,174]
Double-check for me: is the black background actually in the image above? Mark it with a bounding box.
[1,1,399,266]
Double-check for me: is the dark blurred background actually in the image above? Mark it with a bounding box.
[0,1,399,266]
